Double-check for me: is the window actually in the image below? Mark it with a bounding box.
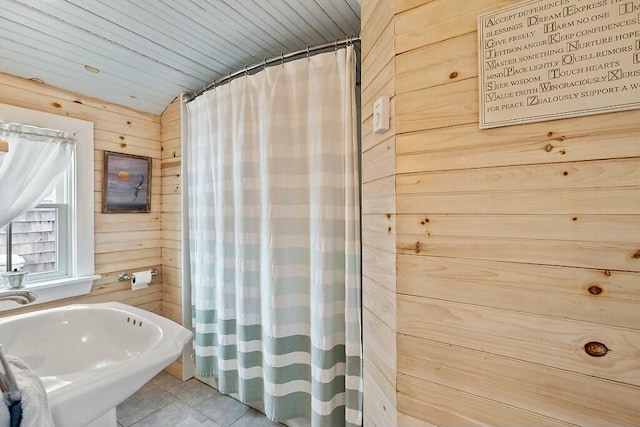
[1,175,68,279]
[0,103,99,309]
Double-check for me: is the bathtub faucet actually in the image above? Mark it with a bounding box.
[0,290,37,305]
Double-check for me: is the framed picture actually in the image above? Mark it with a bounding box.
[103,151,151,213]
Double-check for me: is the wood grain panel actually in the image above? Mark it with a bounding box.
[0,71,159,122]
[396,214,640,243]
[361,194,395,215]
[161,300,182,324]
[363,308,397,427]
[361,0,394,61]
[361,0,640,424]
[0,72,163,316]
[398,272,640,330]
[397,255,640,302]
[395,0,519,54]
[397,295,640,386]
[397,234,640,271]
[362,22,395,92]
[397,130,640,173]
[395,78,478,132]
[399,335,640,425]
[363,245,396,292]
[0,83,160,139]
[362,175,395,214]
[397,187,640,215]
[363,175,395,198]
[160,98,185,362]
[398,374,573,427]
[362,136,396,183]
[363,369,397,427]
[397,412,438,427]
[362,214,396,253]
[396,31,476,94]
[363,277,396,329]
[362,2,398,423]
[397,159,640,193]
[162,213,181,231]
[396,109,640,155]
[395,0,436,14]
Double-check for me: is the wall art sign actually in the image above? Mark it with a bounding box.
[103,151,152,213]
[478,0,640,128]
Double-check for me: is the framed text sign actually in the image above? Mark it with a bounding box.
[478,0,640,128]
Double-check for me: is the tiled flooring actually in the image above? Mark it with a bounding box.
[117,371,283,427]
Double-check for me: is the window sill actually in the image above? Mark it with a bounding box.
[0,274,101,312]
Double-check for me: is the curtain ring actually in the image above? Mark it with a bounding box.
[244,65,248,77]
[306,45,310,58]
[335,39,339,51]
[281,53,284,67]
[263,58,267,69]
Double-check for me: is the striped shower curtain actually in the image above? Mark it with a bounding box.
[186,46,362,427]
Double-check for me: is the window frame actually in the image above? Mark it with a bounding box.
[0,103,99,310]
[3,204,68,280]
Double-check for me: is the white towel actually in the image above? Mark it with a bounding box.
[0,356,54,427]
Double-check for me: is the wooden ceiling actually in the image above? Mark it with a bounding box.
[1,0,361,114]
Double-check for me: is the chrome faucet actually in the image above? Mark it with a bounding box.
[0,290,36,305]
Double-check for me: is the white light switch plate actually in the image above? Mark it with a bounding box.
[373,96,390,135]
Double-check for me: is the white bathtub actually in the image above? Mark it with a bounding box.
[0,302,192,427]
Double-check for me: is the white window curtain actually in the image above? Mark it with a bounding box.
[0,121,75,229]
[187,45,362,427]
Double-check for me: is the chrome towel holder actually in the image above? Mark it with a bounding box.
[117,269,158,282]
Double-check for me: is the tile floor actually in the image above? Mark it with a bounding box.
[117,371,283,427]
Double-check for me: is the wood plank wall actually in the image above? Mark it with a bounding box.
[361,1,398,426]
[0,72,163,315]
[160,97,184,378]
[361,0,640,425]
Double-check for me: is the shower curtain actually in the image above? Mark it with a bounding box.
[186,46,362,427]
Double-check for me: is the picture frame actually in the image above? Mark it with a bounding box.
[102,151,151,213]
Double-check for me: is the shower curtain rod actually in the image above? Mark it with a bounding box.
[186,35,361,102]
